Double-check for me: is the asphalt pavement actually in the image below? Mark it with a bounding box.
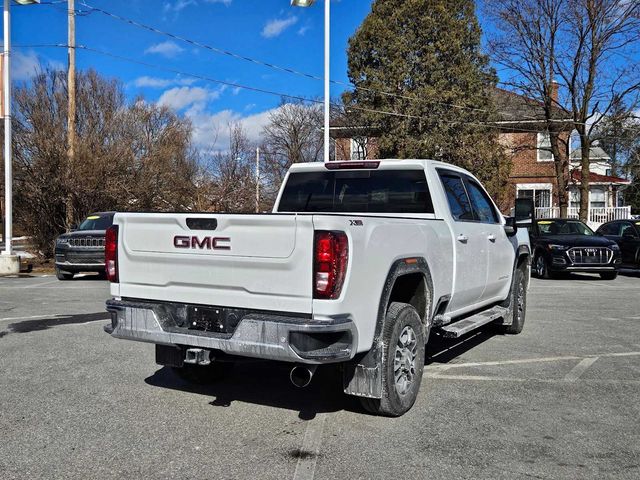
[0,271,639,480]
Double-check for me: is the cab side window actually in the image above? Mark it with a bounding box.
[464,179,499,224]
[439,173,474,221]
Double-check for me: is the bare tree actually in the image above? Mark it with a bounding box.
[9,69,198,255]
[260,100,323,190]
[558,0,640,220]
[487,0,573,217]
[488,0,640,221]
[201,123,258,213]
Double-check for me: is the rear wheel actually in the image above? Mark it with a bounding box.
[359,302,425,417]
[599,271,618,280]
[55,267,74,281]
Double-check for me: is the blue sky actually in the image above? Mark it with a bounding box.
[7,0,374,149]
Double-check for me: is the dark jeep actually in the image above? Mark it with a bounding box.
[54,212,115,280]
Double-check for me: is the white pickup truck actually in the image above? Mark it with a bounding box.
[104,159,531,416]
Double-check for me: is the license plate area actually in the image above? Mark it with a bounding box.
[186,305,244,334]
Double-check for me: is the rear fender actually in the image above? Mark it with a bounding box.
[343,258,433,398]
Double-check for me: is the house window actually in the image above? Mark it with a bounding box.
[537,132,554,162]
[517,188,551,209]
[350,137,368,160]
[590,187,605,209]
[605,168,612,177]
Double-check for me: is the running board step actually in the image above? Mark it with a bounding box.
[439,306,508,339]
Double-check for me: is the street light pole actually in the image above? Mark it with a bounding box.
[323,0,330,163]
[1,1,39,275]
[3,0,13,256]
[291,0,330,162]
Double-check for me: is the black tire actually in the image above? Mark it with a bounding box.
[55,268,74,281]
[171,362,227,385]
[533,253,553,279]
[599,271,618,280]
[502,267,527,334]
[359,302,425,417]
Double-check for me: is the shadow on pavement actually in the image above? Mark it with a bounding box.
[145,362,359,418]
[144,326,502,416]
[425,327,498,365]
[4,312,109,334]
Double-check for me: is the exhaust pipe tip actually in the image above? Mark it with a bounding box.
[290,365,317,388]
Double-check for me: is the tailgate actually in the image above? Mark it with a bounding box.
[114,213,314,314]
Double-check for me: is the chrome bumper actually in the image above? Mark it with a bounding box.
[104,299,357,364]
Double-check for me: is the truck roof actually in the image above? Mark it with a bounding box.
[287,159,471,175]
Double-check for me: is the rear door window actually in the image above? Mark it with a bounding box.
[277,169,434,213]
[438,173,474,221]
[464,179,499,224]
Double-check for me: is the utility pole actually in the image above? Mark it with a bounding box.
[255,147,260,213]
[65,0,76,230]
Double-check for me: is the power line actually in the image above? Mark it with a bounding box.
[29,0,640,130]
[74,1,549,122]
[13,44,640,143]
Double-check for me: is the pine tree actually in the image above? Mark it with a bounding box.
[345,0,509,197]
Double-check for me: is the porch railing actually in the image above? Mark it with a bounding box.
[534,206,631,224]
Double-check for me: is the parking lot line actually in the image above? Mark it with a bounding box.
[564,357,599,382]
[292,415,327,480]
[426,351,640,372]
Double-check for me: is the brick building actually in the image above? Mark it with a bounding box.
[329,88,631,225]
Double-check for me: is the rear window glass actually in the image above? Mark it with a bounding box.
[78,214,114,231]
[277,170,434,214]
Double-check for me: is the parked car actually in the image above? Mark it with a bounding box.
[529,218,621,280]
[596,220,640,269]
[54,212,115,280]
[103,160,532,417]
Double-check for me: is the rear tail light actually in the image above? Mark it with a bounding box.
[314,231,348,299]
[105,225,119,283]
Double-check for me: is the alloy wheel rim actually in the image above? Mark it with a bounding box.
[536,256,545,276]
[516,280,525,322]
[394,325,418,396]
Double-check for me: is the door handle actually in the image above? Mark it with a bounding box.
[457,234,468,243]
[488,234,496,242]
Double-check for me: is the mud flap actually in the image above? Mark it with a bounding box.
[342,341,383,398]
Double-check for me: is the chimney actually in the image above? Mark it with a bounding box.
[550,80,559,104]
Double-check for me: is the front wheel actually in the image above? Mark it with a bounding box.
[502,267,527,334]
[533,253,553,279]
[359,302,425,417]
[599,271,618,280]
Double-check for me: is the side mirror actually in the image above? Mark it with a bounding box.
[514,198,534,227]
[69,224,78,232]
[504,216,518,237]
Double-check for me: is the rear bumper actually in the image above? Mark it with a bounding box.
[104,299,357,364]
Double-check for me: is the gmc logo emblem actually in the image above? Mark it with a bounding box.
[173,236,231,251]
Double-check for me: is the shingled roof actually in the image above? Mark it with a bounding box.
[492,88,572,128]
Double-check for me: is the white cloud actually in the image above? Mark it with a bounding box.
[163,0,231,15]
[145,41,184,58]
[158,86,225,110]
[12,51,40,80]
[297,25,310,36]
[133,76,195,89]
[187,107,277,149]
[262,16,298,38]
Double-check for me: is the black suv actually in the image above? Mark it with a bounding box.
[529,218,621,280]
[596,219,640,268]
[54,212,115,280]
